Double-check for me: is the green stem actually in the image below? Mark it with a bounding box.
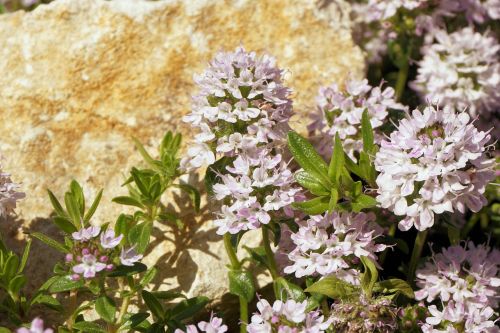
[223,234,241,269]
[262,227,279,280]
[223,234,247,333]
[407,230,428,285]
[67,290,78,330]
[116,295,131,327]
[395,57,409,102]
[239,296,248,333]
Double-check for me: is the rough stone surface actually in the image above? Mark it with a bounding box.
[0,0,364,319]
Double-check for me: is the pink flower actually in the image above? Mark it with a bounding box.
[120,246,143,266]
[100,229,123,249]
[72,254,106,278]
[72,226,100,241]
[17,318,53,333]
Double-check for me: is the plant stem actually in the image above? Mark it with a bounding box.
[67,290,78,330]
[116,295,131,326]
[395,56,409,102]
[262,227,279,280]
[407,230,428,285]
[223,234,247,333]
[239,296,248,333]
[379,224,396,265]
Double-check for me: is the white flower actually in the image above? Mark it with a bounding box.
[17,318,53,333]
[72,254,106,278]
[72,226,100,241]
[411,28,500,118]
[416,242,500,332]
[120,246,143,266]
[375,105,495,231]
[309,78,404,161]
[283,212,387,283]
[100,229,123,249]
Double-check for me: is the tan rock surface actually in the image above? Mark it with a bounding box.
[0,0,364,313]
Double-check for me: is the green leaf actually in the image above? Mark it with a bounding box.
[228,270,255,302]
[29,232,70,253]
[273,277,306,302]
[361,110,375,154]
[123,312,150,329]
[70,180,86,216]
[328,188,338,213]
[18,239,31,274]
[72,321,106,333]
[360,256,378,298]
[108,263,147,277]
[53,216,78,234]
[30,294,62,311]
[3,253,19,281]
[243,246,269,269]
[138,267,158,289]
[292,196,329,215]
[358,151,376,185]
[64,192,82,227]
[351,194,378,212]
[151,291,186,300]
[0,328,12,333]
[8,275,26,295]
[128,222,152,254]
[175,184,201,213]
[328,133,344,185]
[131,168,151,198]
[84,189,103,223]
[305,276,358,300]
[112,196,145,209]
[95,295,116,323]
[48,276,84,293]
[133,137,157,168]
[374,279,415,299]
[47,189,67,217]
[168,296,209,321]
[142,290,164,321]
[447,225,461,246]
[294,171,329,196]
[287,131,331,187]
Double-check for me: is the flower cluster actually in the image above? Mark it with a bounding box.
[181,46,293,171]
[375,105,495,231]
[247,298,333,333]
[455,0,500,23]
[329,295,399,333]
[283,212,387,284]
[411,27,500,118]
[17,318,52,333]
[66,226,142,280]
[174,315,228,333]
[213,149,301,234]
[416,242,500,332]
[308,79,404,161]
[0,164,25,218]
[360,0,429,22]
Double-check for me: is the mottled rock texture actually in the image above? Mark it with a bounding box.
[0,0,364,311]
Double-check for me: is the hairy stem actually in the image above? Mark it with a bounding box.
[67,290,78,330]
[407,230,428,285]
[262,227,279,280]
[116,295,131,327]
[223,234,247,333]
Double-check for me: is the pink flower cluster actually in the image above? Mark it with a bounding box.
[283,212,387,284]
[213,149,301,235]
[416,242,500,332]
[308,79,404,161]
[0,165,25,218]
[67,226,142,280]
[174,315,228,333]
[247,298,332,333]
[182,47,300,235]
[375,105,495,231]
[411,27,500,118]
[181,46,293,171]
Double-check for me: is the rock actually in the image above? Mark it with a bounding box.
[0,0,364,314]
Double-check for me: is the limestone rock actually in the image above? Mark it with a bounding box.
[0,0,364,310]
